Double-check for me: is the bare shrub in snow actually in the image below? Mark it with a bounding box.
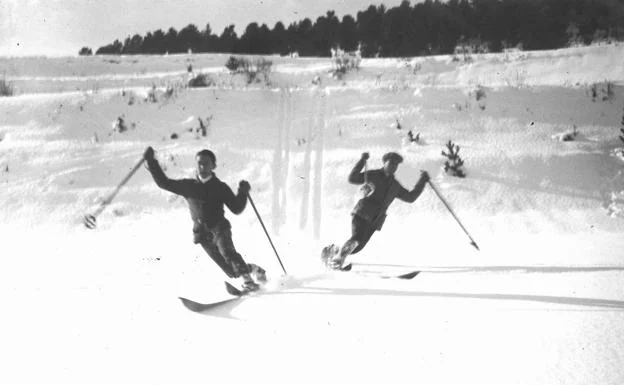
[225,56,273,85]
[588,82,615,102]
[225,56,248,72]
[144,82,182,104]
[121,89,137,105]
[618,104,624,157]
[620,105,624,142]
[147,85,158,103]
[470,85,487,111]
[400,58,421,74]
[442,140,466,178]
[196,115,212,138]
[552,125,579,142]
[474,85,486,102]
[393,118,402,131]
[112,116,135,134]
[251,58,273,85]
[188,73,214,88]
[330,47,361,80]
[402,130,421,147]
[1,76,15,96]
[453,37,489,63]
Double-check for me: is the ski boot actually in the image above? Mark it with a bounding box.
[328,240,359,270]
[231,261,261,292]
[241,273,260,291]
[321,244,340,268]
[248,263,267,284]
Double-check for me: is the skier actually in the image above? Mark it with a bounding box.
[322,151,430,269]
[143,146,264,290]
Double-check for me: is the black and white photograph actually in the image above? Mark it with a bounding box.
[1,0,624,383]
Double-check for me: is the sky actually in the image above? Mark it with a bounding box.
[0,0,409,57]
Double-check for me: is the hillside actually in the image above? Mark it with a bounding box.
[1,44,624,385]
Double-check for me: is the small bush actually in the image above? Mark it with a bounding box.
[225,56,249,72]
[147,84,158,103]
[78,47,93,56]
[188,73,214,88]
[113,116,128,133]
[197,115,213,138]
[0,76,14,96]
[225,56,272,85]
[407,130,420,144]
[589,82,615,102]
[474,85,486,102]
[552,125,579,142]
[249,58,273,85]
[442,140,466,178]
[330,47,361,80]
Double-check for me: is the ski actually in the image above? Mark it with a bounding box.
[179,282,263,313]
[178,296,240,312]
[336,263,420,280]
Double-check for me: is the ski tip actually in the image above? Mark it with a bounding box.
[398,271,420,279]
[179,296,241,312]
[179,297,202,312]
[225,281,243,296]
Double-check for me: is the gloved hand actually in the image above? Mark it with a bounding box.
[143,146,155,161]
[239,180,251,195]
[361,152,370,161]
[420,170,430,183]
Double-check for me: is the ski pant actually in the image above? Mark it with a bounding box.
[347,214,377,255]
[194,219,250,278]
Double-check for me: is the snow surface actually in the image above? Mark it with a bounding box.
[1,44,624,384]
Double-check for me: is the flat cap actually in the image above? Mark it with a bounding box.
[382,152,403,164]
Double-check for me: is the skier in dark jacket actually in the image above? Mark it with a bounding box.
[322,151,430,268]
[143,146,263,290]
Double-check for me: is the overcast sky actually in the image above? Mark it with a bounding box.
[0,0,410,57]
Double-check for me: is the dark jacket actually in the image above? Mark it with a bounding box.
[348,158,427,230]
[146,157,247,231]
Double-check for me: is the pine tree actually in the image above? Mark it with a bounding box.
[442,140,466,178]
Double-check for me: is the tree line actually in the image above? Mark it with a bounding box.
[90,0,624,57]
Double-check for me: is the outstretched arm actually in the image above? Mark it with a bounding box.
[398,171,430,203]
[348,152,370,185]
[224,180,250,214]
[144,147,189,196]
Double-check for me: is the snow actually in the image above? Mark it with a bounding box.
[1,44,624,384]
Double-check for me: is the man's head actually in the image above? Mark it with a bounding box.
[195,149,216,178]
[381,152,403,176]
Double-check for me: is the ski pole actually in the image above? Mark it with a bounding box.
[84,156,145,229]
[247,194,287,274]
[427,179,480,251]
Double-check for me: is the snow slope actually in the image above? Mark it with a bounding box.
[1,44,624,384]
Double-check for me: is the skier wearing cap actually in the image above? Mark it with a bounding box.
[143,146,265,290]
[322,151,430,269]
